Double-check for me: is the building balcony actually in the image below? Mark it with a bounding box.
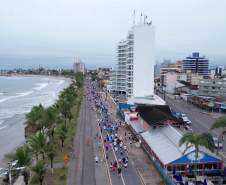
[127,68,133,71]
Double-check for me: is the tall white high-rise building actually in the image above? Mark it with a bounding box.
[109,18,155,98]
[73,59,85,74]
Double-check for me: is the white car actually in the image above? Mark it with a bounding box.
[181,114,192,125]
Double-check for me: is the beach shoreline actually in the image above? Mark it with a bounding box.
[6,74,73,83]
[0,75,71,169]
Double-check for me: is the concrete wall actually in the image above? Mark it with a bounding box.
[133,25,155,97]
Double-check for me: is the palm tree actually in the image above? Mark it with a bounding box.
[5,144,33,166]
[31,160,47,185]
[46,141,57,174]
[29,131,47,161]
[5,144,33,185]
[58,131,67,150]
[25,104,45,134]
[179,131,214,183]
[211,116,226,155]
[43,106,59,138]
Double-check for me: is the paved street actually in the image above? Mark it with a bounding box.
[67,88,108,185]
[157,92,226,160]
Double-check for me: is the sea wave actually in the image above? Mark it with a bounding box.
[32,83,48,90]
[0,126,8,130]
[0,91,33,103]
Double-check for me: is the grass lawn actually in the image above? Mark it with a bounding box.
[30,166,69,185]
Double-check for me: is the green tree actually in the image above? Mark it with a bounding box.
[25,104,45,134]
[179,131,214,183]
[5,144,33,166]
[211,116,226,155]
[58,131,67,150]
[5,144,33,185]
[31,160,47,185]
[29,131,47,161]
[43,106,59,139]
[46,141,57,174]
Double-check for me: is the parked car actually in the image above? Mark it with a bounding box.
[206,137,223,149]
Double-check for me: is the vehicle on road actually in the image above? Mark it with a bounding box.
[206,137,223,149]
[180,114,192,125]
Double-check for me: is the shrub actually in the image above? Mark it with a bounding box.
[60,173,66,180]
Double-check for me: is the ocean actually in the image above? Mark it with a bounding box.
[0,76,70,160]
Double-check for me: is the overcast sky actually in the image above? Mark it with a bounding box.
[0,0,225,69]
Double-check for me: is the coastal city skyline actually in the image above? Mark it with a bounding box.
[0,0,226,70]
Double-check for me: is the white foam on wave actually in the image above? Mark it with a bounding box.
[0,126,8,130]
[32,83,48,90]
[0,91,34,103]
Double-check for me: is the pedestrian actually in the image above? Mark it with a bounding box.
[122,157,125,164]
[128,133,131,140]
[118,167,121,176]
[124,162,128,171]
[98,142,101,149]
[120,142,123,148]
[95,156,98,165]
[87,139,90,146]
[110,162,113,171]
[124,132,127,140]
[113,165,116,173]
[123,145,127,151]
[120,151,123,158]
[125,157,128,163]
[106,145,108,151]
[109,143,112,149]
[106,153,109,160]
[72,150,75,159]
[115,146,118,152]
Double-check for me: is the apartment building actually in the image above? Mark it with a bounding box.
[109,18,155,98]
[73,59,85,74]
[198,79,226,97]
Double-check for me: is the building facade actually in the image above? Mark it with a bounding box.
[198,79,226,97]
[73,59,85,74]
[109,20,155,98]
[186,70,203,85]
[163,71,187,86]
[182,52,209,77]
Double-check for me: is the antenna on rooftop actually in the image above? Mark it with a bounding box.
[133,9,135,26]
[140,11,142,22]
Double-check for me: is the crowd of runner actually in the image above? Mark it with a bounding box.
[84,79,132,177]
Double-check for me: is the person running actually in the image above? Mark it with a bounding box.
[113,165,116,174]
[123,145,127,151]
[118,167,121,176]
[120,151,123,158]
[128,133,131,140]
[98,142,101,149]
[124,162,128,171]
[119,142,123,149]
[124,132,127,140]
[105,145,108,151]
[115,146,118,152]
[125,157,128,163]
[110,162,113,171]
[87,139,90,146]
[106,153,109,160]
[95,156,98,165]
[122,157,126,164]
